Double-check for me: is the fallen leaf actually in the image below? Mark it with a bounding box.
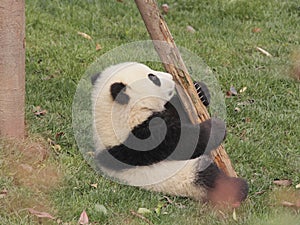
[163,196,173,204]
[90,183,98,188]
[77,31,92,40]
[78,210,89,225]
[161,4,169,14]
[47,138,61,153]
[256,46,272,57]
[232,208,237,221]
[28,208,55,220]
[47,138,55,146]
[239,87,247,93]
[234,107,241,112]
[273,179,292,187]
[230,86,238,96]
[186,25,196,33]
[281,201,295,207]
[281,200,300,209]
[254,190,266,195]
[52,144,61,152]
[96,43,102,51]
[55,132,64,139]
[33,106,47,117]
[252,27,261,33]
[0,189,8,199]
[225,90,233,98]
[137,207,152,214]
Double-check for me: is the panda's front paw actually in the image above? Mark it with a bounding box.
[198,118,226,155]
[193,81,210,107]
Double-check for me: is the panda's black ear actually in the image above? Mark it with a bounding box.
[91,73,101,85]
[110,82,130,105]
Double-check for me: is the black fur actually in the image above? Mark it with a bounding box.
[194,81,210,107]
[194,162,249,202]
[110,82,130,105]
[96,95,226,169]
[148,73,161,86]
[194,162,221,188]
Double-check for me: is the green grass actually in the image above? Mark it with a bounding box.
[0,0,299,224]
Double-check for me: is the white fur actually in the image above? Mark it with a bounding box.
[98,156,211,200]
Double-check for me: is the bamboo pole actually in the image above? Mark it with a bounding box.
[135,0,237,177]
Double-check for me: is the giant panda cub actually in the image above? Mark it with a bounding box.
[92,62,248,206]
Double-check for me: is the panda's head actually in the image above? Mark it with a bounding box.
[93,62,175,111]
[92,62,176,147]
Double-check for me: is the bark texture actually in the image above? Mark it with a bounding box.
[0,0,25,138]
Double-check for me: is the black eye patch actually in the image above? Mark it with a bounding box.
[110,82,130,105]
[148,73,161,86]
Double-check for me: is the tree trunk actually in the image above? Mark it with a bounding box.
[0,0,26,139]
[135,0,237,177]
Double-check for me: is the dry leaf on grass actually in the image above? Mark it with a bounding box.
[0,189,8,199]
[226,86,238,97]
[239,87,247,93]
[256,46,272,57]
[33,106,47,117]
[96,43,102,51]
[28,208,55,220]
[281,200,300,209]
[47,138,61,153]
[273,179,292,187]
[232,208,237,221]
[77,31,92,40]
[252,27,261,33]
[161,4,169,14]
[78,210,89,225]
[186,25,196,33]
[230,86,238,96]
[90,183,98,188]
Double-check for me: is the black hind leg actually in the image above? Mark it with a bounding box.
[195,162,248,207]
[193,81,210,107]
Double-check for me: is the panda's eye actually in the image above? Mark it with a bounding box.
[148,73,161,86]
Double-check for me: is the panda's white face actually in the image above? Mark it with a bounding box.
[92,62,175,148]
[110,63,175,110]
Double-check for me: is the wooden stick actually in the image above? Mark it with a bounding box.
[135,0,237,177]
